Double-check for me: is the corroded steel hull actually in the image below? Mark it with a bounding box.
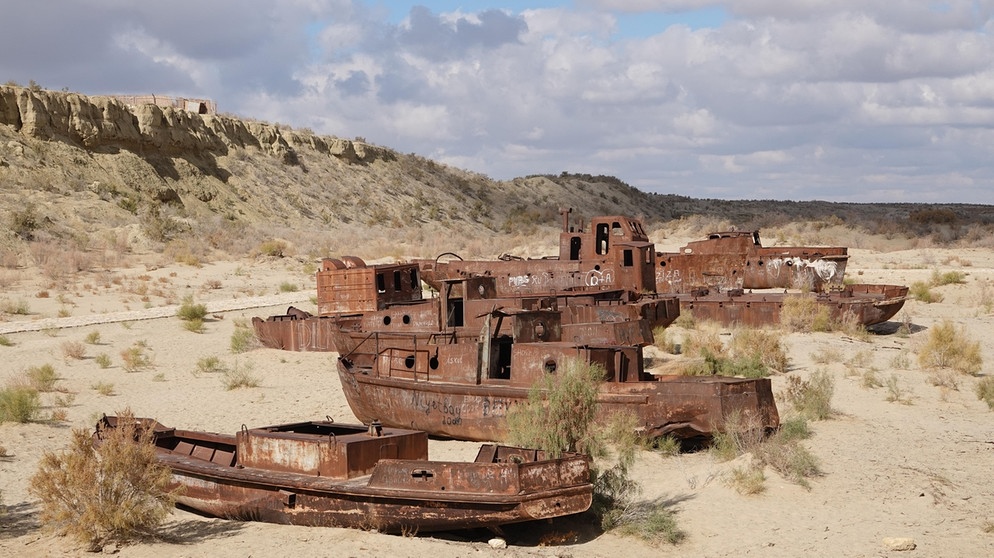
[95,416,592,533]
[337,356,779,442]
[677,283,909,328]
[655,230,849,293]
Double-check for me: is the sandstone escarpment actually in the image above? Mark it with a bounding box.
[0,85,387,165]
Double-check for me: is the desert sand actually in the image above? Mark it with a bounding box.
[1,242,993,558]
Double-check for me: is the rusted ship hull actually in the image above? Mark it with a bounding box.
[655,230,849,293]
[337,355,779,442]
[95,417,592,533]
[678,283,909,328]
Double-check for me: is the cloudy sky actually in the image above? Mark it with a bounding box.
[3,1,994,204]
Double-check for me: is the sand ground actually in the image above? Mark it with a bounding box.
[1,244,993,557]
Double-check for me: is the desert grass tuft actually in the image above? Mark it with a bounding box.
[0,382,42,423]
[94,353,112,369]
[975,377,994,410]
[727,465,766,495]
[120,342,154,373]
[61,340,87,361]
[652,326,678,354]
[230,325,258,354]
[0,335,12,347]
[176,294,208,322]
[195,355,229,375]
[29,409,177,550]
[917,320,983,375]
[780,295,832,333]
[782,370,835,421]
[84,331,101,345]
[26,363,60,391]
[910,281,943,303]
[885,374,913,404]
[91,382,115,396]
[222,361,260,390]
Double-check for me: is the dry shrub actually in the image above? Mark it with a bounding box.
[727,465,766,495]
[728,329,789,374]
[975,377,994,410]
[680,327,725,359]
[780,295,831,333]
[811,347,841,365]
[26,363,60,391]
[910,281,942,303]
[782,370,835,421]
[712,412,819,490]
[917,320,982,375]
[61,340,87,361]
[652,326,678,354]
[929,269,966,286]
[120,342,154,373]
[29,410,176,549]
[222,361,260,390]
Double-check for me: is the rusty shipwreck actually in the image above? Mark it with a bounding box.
[418,209,907,328]
[95,415,593,533]
[254,256,779,442]
[654,230,849,293]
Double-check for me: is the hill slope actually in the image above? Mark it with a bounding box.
[1,85,992,265]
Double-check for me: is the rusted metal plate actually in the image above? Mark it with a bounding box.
[95,416,593,533]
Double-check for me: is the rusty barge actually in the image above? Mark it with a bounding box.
[95,415,593,533]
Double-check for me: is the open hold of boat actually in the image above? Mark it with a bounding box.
[94,415,593,533]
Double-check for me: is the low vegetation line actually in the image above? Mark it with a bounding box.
[0,292,308,335]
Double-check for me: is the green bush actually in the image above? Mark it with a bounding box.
[0,384,42,423]
[230,326,257,354]
[27,363,59,391]
[176,294,208,322]
[506,357,604,456]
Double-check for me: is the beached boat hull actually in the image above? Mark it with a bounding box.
[337,355,779,442]
[677,283,909,328]
[95,417,593,533]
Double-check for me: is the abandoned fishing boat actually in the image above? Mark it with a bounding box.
[334,303,780,443]
[674,283,910,328]
[417,209,906,328]
[253,256,678,353]
[654,230,849,293]
[94,415,593,533]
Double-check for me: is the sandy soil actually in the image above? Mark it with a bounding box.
[1,245,993,557]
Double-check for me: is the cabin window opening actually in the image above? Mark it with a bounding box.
[644,248,652,265]
[569,236,581,260]
[544,359,557,374]
[446,299,464,327]
[404,355,415,369]
[612,222,623,236]
[595,223,609,255]
[376,273,386,293]
[393,270,402,291]
[623,249,634,267]
[410,269,419,290]
[429,356,439,370]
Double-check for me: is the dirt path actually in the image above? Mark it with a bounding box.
[0,292,309,334]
